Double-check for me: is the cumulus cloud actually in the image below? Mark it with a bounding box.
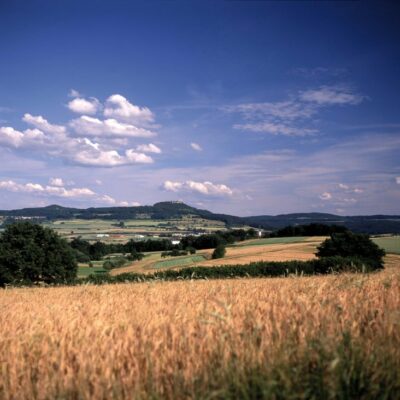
[300,86,364,105]
[49,178,64,187]
[70,115,155,138]
[136,143,161,153]
[338,183,349,190]
[99,196,141,207]
[163,180,233,196]
[0,126,46,148]
[0,179,137,206]
[104,94,154,125]
[68,97,100,115]
[23,113,66,135]
[73,144,153,167]
[319,192,332,200]
[0,91,161,168]
[190,142,203,151]
[0,180,95,198]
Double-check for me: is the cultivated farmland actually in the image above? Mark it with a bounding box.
[0,256,399,399]
[112,237,324,275]
[41,216,228,243]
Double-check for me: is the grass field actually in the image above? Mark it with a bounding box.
[153,254,207,269]
[0,255,399,399]
[372,235,400,254]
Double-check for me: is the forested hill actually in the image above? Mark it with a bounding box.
[1,202,400,234]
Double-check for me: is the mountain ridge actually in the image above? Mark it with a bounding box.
[1,202,400,234]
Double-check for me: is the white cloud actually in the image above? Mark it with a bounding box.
[338,183,363,193]
[0,92,161,168]
[234,122,316,136]
[104,94,154,125]
[300,86,364,105]
[163,180,233,196]
[190,142,202,151]
[97,195,140,207]
[73,142,153,167]
[68,97,100,115]
[163,180,183,192]
[0,126,46,148]
[0,179,137,206]
[70,115,155,138]
[125,149,154,163]
[226,85,364,139]
[136,143,161,153]
[23,114,66,135]
[49,178,64,187]
[396,177,400,184]
[319,192,332,200]
[0,180,95,198]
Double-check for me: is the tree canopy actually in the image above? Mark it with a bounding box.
[316,231,385,270]
[0,222,77,285]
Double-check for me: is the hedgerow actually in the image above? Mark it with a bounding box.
[83,256,375,285]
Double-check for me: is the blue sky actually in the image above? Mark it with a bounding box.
[0,0,399,215]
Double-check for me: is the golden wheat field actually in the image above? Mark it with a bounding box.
[1,256,400,399]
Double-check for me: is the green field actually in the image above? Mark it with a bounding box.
[153,255,207,269]
[234,236,308,247]
[372,236,400,254]
[77,266,107,277]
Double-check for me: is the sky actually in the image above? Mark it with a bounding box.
[0,0,399,216]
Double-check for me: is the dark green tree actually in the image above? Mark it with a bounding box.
[0,222,78,285]
[316,231,385,270]
[212,244,226,259]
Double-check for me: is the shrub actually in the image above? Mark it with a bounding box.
[212,244,226,259]
[0,222,77,285]
[102,256,128,270]
[316,232,385,270]
[186,246,197,254]
[161,249,188,257]
[127,251,144,261]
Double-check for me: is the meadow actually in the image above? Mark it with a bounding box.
[0,255,399,399]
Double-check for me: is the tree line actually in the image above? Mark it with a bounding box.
[0,222,386,286]
[70,228,259,261]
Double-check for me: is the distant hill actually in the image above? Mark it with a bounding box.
[1,202,400,234]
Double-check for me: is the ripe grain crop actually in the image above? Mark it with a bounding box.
[1,257,399,399]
